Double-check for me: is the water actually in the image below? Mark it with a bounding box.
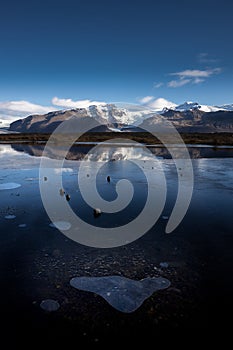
[0,143,233,339]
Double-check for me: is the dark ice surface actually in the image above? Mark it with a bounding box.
[0,143,233,342]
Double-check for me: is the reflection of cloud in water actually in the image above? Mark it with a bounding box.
[10,143,233,163]
[70,275,170,313]
[0,144,41,169]
[0,145,21,156]
[53,168,74,174]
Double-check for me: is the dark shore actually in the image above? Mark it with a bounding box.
[0,132,233,145]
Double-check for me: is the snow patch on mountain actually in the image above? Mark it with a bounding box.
[215,104,233,111]
[86,104,156,126]
[173,101,223,113]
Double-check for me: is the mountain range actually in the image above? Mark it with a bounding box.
[9,102,233,133]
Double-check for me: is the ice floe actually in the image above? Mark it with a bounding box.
[0,182,21,190]
[40,299,60,312]
[5,215,16,219]
[49,221,71,230]
[70,275,170,313]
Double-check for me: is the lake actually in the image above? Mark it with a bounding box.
[0,143,233,340]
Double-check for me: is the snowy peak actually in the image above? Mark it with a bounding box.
[215,103,233,111]
[175,101,200,111]
[173,101,223,113]
[86,104,155,126]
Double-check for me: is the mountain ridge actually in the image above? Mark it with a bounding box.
[8,103,233,133]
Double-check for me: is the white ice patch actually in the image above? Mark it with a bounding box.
[40,299,60,312]
[70,275,171,313]
[18,224,27,228]
[0,182,21,190]
[5,215,16,219]
[49,221,71,230]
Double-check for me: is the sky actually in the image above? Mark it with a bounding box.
[0,0,233,124]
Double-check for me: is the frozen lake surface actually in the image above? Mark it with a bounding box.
[0,143,232,337]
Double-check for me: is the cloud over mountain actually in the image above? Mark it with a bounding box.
[52,97,105,109]
[0,97,106,126]
[0,100,53,126]
[139,97,177,110]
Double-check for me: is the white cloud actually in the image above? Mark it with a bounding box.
[198,53,218,64]
[193,78,205,84]
[0,100,52,114]
[153,82,164,88]
[171,68,221,79]
[0,97,106,127]
[52,96,105,109]
[168,67,221,88]
[0,100,53,127]
[140,97,177,111]
[139,96,154,104]
[168,79,191,88]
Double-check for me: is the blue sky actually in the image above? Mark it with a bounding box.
[0,0,233,123]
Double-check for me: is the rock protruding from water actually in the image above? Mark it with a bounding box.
[93,208,101,217]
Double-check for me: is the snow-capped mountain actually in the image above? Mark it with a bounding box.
[215,103,233,111]
[86,104,154,126]
[168,101,224,113]
[9,103,157,132]
[8,102,233,133]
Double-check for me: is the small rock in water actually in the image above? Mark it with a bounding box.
[66,194,71,201]
[93,208,101,217]
[44,177,47,181]
[40,299,60,312]
[5,215,16,220]
[107,175,110,183]
[160,262,169,268]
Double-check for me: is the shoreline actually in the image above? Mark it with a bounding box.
[0,132,233,146]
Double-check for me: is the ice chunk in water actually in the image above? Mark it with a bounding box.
[5,215,16,219]
[49,221,71,230]
[0,183,21,190]
[70,275,170,313]
[40,299,60,312]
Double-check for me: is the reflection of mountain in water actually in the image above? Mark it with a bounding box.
[11,143,233,160]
